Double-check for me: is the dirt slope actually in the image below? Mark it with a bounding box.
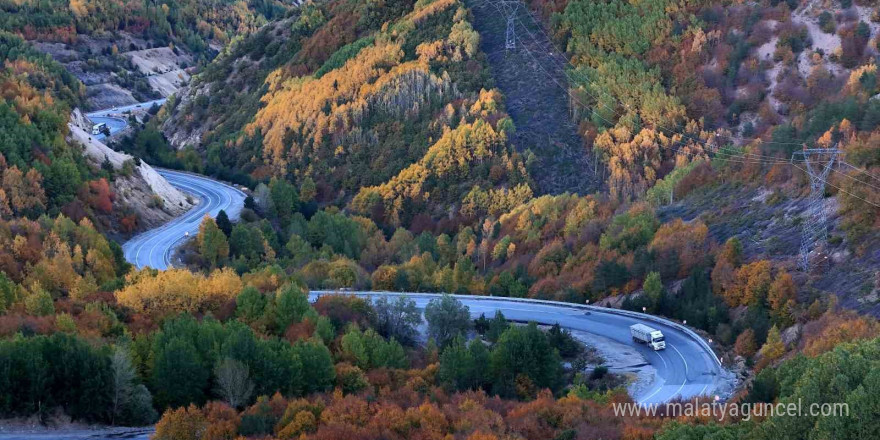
[660,184,880,316]
[69,110,193,231]
[467,0,600,195]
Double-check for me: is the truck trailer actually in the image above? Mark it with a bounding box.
[630,323,666,350]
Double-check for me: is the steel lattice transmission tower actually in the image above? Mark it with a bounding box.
[499,1,519,50]
[506,15,516,50]
[791,148,839,271]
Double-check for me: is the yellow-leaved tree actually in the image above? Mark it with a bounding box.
[116,268,242,316]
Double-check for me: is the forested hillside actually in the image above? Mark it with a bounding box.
[0,0,293,57]
[1,0,880,436]
[1,0,304,109]
[155,0,880,316]
[161,0,532,223]
[154,0,880,425]
[0,31,193,237]
[0,32,118,220]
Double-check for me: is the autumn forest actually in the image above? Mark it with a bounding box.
[1,0,880,438]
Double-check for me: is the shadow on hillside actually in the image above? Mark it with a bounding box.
[467,0,601,195]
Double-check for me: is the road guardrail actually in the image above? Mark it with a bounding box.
[310,290,723,370]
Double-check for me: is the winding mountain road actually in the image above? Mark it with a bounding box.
[119,170,729,405]
[86,98,167,139]
[312,291,729,405]
[122,169,245,270]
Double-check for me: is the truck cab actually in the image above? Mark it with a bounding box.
[647,330,666,350]
[630,324,666,351]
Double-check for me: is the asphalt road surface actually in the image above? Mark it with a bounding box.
[0,428,154,440]
[83,171,725,440]
[117,167,725,402]
[311,291,727,406]
[0,287,726,440]
[86,99,167,139]
[121,169,245,270]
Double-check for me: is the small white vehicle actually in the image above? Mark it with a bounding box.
[91,122,107,135]
[630,324,666,350]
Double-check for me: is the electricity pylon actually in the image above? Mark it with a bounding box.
[506,15,516,50]
[791,148,839,271]
[499,1,519,50]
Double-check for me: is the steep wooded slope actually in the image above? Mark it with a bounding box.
[0,32,191,235]
[467,0,600,194]
[163,0,533,228]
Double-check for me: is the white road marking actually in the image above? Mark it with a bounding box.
[669,342,689,400]
[653,348,669,370]
[124,169,244,269]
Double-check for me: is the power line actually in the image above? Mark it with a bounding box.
[484,0,856,156]
[500,1,880,188]
[502,9,880,278]
[504,13,880,215]
[487,1,879,178]
[496,1,520,50]
[474,0,880,226]
[830,164,880,193]
[791,149,838,270]
[839,160,880,183]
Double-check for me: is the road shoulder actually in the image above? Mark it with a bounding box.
[568,329,658,401]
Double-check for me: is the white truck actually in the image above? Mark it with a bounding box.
[91,122,107,135]
[630,323,666,350]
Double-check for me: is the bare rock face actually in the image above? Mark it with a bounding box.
[595,294,626,308]
[68,110,194,231]
[160,83,209,149]
[859,272,880,305]
[86,83,139,109]
[781,323,802,346]
[831,248,851,264]
[124,47,193,97]
[70,108,92,131]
